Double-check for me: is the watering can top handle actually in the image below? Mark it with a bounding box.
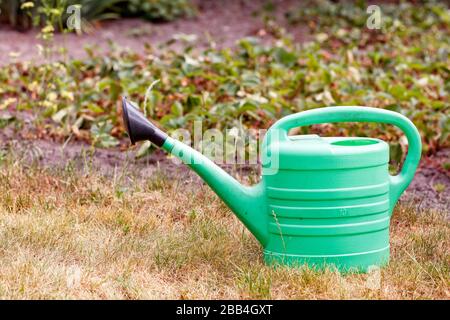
[269,106,422,199]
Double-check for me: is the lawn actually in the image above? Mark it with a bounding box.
[0,153,448,299]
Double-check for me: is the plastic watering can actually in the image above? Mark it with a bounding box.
[122,97,421,272]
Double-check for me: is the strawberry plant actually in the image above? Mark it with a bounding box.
[0,1,448,160]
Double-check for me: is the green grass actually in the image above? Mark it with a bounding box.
[0,153,447,299]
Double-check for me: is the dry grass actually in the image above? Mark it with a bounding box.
[0,155,448,299]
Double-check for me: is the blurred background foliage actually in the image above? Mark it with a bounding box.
[0,0,448,162]
[0,0,194,30]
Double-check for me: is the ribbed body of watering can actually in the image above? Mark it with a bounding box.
[122,97,421,272]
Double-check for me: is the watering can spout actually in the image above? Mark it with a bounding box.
[122,97,269,246]
[122,97,168,146]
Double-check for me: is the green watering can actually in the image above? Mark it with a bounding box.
[122,97,421,272]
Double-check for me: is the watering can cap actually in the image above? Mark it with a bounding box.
[261,136,389,171]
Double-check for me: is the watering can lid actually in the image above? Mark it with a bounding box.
[261,135,389,171]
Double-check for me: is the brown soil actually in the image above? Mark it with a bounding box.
[1,122,448,212]
[0,0,309,66]
[405,149,450,212]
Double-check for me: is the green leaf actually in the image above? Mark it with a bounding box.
[241,72,260,88]
[273,47,297,67]
[171,101,184,116]
[186,95,201,110]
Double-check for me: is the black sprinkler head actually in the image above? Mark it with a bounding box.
[121,97,168,147]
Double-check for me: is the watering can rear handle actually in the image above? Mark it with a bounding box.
[270,106,422,208]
